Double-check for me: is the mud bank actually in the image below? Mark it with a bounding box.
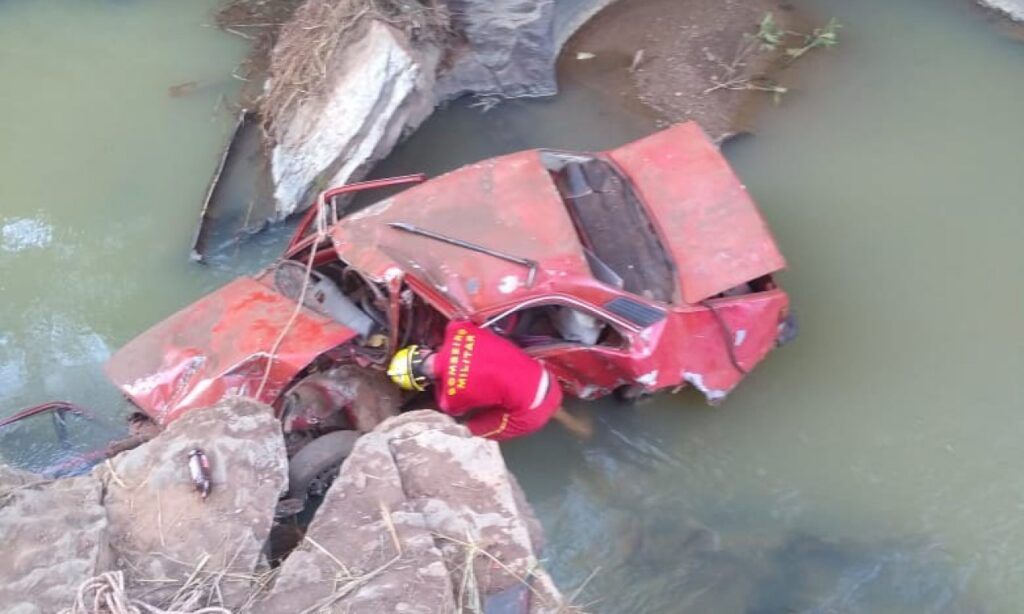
[563,0,818,140]
[0,401,565,613]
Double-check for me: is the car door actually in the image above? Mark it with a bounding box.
[479,294,664,400]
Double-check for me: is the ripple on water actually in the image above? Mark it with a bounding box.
[1,218,53,252]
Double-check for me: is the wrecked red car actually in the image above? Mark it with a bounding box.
[106,122,794,453]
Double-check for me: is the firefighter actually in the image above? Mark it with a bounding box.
[387,320,591,440]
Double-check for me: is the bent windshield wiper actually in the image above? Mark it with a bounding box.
[388,222,538,287]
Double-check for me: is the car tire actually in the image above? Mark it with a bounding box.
[286,430,360,501]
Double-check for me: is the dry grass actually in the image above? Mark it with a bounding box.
[62,563,231,614]
[61,556,280,614]
[63,533,276,614]
[433,532,594,613]
[296,501,405,613]
[219,0,449,141]
[61,500,591,612]
[216,0,307,108]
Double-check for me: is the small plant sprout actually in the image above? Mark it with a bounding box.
[704,13,841,102]
[756,13,786,49]
[786,17,841,61]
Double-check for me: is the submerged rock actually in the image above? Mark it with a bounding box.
[257,410,563,613]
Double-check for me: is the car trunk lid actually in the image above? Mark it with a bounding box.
[608,122,786,304]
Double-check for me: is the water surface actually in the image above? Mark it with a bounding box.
[2,0,1024,610]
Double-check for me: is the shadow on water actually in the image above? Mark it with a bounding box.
[508,399,980,612]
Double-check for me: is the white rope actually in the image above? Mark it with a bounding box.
[253,195,330,400]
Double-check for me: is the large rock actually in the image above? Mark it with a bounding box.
[270,20,441,218]
[980,0,1024,21]
[0,467,109,614]
[256,410,563,613]
[264,0,620,219]
[95,397,287,610]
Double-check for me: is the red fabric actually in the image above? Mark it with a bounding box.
[433,321,562,440]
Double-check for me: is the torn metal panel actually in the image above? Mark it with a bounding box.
[673,289,791,400]
[190,110,277,262]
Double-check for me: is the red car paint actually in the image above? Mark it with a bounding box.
[106,122,791,426]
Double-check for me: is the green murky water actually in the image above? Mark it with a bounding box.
[2,0,1024,610]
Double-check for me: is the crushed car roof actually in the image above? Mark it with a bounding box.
[330,151,592,314]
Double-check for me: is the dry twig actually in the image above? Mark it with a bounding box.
[259,0,449,138]
[304,534,351,576]
[60,568,233,614]
[432,532,553,607]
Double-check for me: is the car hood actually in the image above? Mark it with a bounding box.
[105,277,356,424]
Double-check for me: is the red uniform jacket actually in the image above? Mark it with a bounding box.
[433,321,562,440]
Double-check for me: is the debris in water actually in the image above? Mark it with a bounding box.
[167,80,199,97]
[187,448,212,499]
[107,124,792,432]
[576,51,596,60]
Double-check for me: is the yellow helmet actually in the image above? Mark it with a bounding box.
[387,345,431,391]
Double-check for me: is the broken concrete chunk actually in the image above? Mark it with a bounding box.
[270,20,441,218]
[980,0,1024,21]
[260,0,624,220]
[96,397,287,610]
[257,410,563,613]
[0,466,109,614]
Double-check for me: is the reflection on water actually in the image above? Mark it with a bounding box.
[0,409,124,476]
[1,218,54,252]
[2,0,1024,611]
[522,402,978,612]
[0,0,249,414]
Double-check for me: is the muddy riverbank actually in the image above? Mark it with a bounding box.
[563,0,819,140]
